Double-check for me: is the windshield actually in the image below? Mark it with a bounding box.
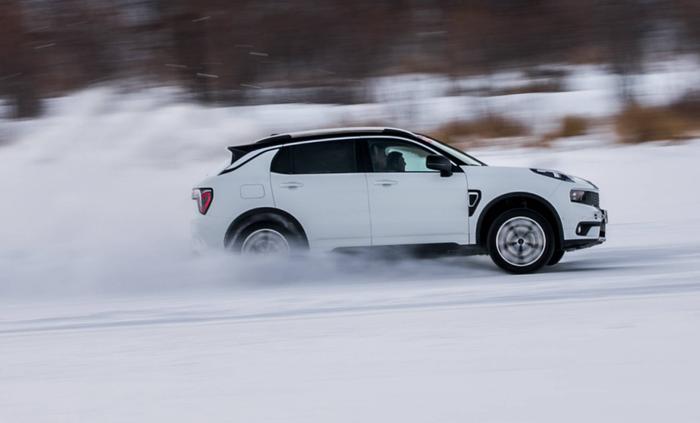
[417,134,486,166]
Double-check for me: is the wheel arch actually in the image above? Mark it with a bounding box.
[224,207,309,249]
[475,192,563,249]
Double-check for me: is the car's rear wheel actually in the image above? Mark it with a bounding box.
[488,209,554,274]
[231,223,297,256]
[241,227,290,255]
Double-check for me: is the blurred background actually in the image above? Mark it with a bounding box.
[2,0,700,145]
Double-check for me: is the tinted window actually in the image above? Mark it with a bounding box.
[271,140,358,174]
[271,147,292,174]
[368,139,436,173]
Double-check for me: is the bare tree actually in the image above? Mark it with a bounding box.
[597,0,649,104]
[0,0,42,118]
[0,0,690,115]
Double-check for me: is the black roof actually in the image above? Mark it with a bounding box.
[228,127,418,154]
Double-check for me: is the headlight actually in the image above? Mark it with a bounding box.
[570,189,587,203]
[570,189,599,207]
[530,168,574,182]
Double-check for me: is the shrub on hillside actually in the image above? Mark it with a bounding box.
[431,115,529,144]
[558,115,589,138]
[670,90,700,118]
[615,105,691,143]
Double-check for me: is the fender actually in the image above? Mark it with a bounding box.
[475,192,564,247]
[224,207,309,248]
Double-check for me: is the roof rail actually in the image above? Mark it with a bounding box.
[230,127,420,155]
[382,128,416,138]
[255,134,292,145]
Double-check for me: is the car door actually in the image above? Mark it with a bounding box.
[365,138,470,246]
[270,139,371,250]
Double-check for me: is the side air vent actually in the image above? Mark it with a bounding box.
[468,190,482,216]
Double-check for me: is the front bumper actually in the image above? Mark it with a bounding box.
[564,209,607,251]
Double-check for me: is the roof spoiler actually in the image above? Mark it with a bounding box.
[227,146,249,165]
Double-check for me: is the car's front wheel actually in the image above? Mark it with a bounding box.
[487,209,554,274]
[547,248,565,266]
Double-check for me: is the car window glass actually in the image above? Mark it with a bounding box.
[272,140,358,174]
[368,139,435,173]
[271,147,292,174]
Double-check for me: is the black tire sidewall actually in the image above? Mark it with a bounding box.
[487,208,555,274]
[547,248,565,266]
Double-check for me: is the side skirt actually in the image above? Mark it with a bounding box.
[332,243,487,259]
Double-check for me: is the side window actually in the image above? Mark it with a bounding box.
[271,147,292,174]
[368,139,436,173]
[271,140,358,174]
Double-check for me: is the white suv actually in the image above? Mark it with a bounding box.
[192,127,607,273]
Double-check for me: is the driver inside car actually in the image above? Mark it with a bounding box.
[386,151,406,172]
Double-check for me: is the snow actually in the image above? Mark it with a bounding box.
[2,76,700,421]
[3,292,700,422]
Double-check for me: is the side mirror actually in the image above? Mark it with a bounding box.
[426,155,453,177]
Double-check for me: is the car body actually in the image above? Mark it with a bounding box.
[191,127,607,273]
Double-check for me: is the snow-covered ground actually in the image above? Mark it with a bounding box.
[2,82,700,421]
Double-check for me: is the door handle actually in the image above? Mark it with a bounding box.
[374,179,398,187]
[280,182,304,189]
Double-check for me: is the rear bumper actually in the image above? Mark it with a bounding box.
[191,215,229,252]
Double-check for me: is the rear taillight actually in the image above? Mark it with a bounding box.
[192,188,213,215]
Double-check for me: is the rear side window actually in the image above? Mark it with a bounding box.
[271,140,358,174]
[271,147,292,174]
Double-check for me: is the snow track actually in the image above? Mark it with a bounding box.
[2,264,700,422]
[2,242,700,337]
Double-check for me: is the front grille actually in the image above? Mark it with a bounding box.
[582,191,600,207]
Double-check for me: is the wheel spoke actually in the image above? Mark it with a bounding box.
[495,216,547,267]
[241,229,290,256]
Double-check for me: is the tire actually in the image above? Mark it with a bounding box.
[547,249,565,266]
[229,222,299,256]
[487,208,555,274]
